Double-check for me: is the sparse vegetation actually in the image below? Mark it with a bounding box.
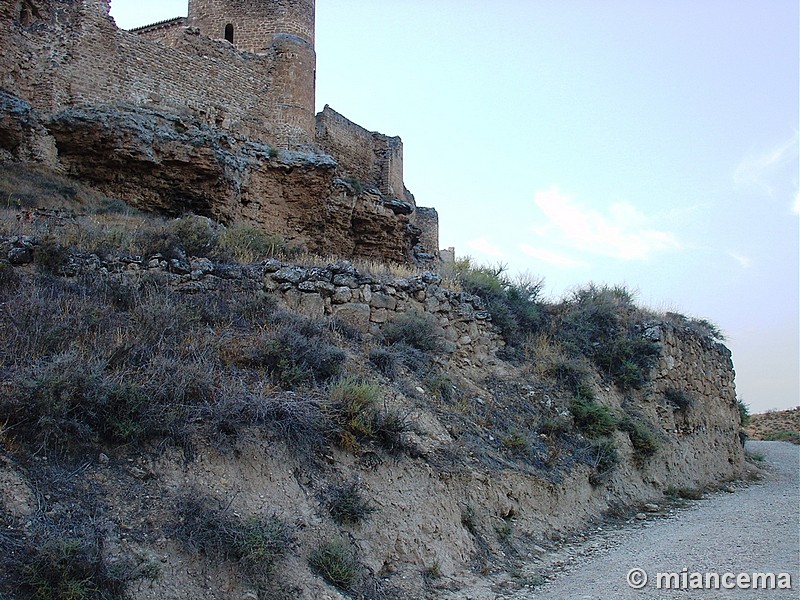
[665,388,695,411]
[585,437,619,478]
[501,429,531,456]
[460,505,477,534]
[308,540,361,591]
[3,516,159,600]
[555,284,660,390]
[762,431,800,444]
[569,396,617,439]
[324,480,377,525]
[218,223,301,261]
[737,399,751,428]
[447,258,545,348]
[424,561,442,582]
[173,495,292,588]
[369,342,427,378]
[327,377,382,450]
[381,311,443,353]
[619,416,660,460]
[0,166,748,598]
[495,519,513,542]
[666,486,704,501]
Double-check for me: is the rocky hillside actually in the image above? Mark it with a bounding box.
[0,167,746,599]
[746,408,800,444]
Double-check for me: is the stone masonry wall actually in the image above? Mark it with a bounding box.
[316,105,409,201]
[187,0,315,52]
[2,0,315,146]
[642,321,744,487]
[262,259,504,365]
[129,18,187,43]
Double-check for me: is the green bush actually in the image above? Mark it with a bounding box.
[381,311,442,353]
[235,516,294,585]
[737,399,751,427]
[174,496,292,586]
[13,529,158,600]
[619,417,659,459]
[586,437,619,477]
[423,371,456,402]
[501,429,530,455]
[450,259,545,347]
[555,284,659,390]
[324,481,377,525]
[93,197,134,215]
[33,238,69,274]
[167,214,218,256]
[309,540,360,591]
[368,342,426,378]
[327,377,382,451]
[664,388,695,411]
[537,415,571,437]
[569,396,617,438]
[243,315,346,388]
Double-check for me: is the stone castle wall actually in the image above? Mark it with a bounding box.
[315,106,408,201]
[3,0,315,146]
[187,0,315,51]
[0,0,441,263]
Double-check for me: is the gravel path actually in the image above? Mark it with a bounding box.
[523,441,799,599]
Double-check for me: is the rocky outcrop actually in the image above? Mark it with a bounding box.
[1,96,431,263]
[0,0,442,265]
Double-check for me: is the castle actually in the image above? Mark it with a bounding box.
[0,0,439,264]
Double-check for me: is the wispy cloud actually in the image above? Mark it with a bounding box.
[734,132,799,199]
[530,187,683,261]
[728,252,753,269]
[793,190,800,216]
[519,243,588,268]
[467,237,504,259]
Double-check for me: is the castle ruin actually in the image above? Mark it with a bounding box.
[0,0,439,264]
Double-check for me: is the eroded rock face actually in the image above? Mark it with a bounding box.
[6,99,426,263]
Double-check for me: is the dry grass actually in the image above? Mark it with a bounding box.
[746,408,800,444]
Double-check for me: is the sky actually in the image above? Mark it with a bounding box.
[111,1,799,413]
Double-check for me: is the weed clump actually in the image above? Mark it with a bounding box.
[3,519,159,600]
[619,416,660,459]
[309,540,361,591]
[569,396,617,438]
[585,437,619,480]
[174,496,292,588]
[218,224,302,262]
[555,284,660,390]
[381,311,443,353]
[665,388,695,411]
[323,481,377,525]
[448,259,545,348]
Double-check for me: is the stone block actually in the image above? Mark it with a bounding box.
[297,293,325,319]
[333,303,372,333]
[370,292,397,310]
[332,286,352,303]
[370,308,389,323]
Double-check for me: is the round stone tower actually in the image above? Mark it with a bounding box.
[187,0,316,145]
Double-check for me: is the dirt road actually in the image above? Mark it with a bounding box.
[524,441,799,599]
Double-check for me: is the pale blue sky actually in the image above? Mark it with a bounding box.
[112,1,799,413]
